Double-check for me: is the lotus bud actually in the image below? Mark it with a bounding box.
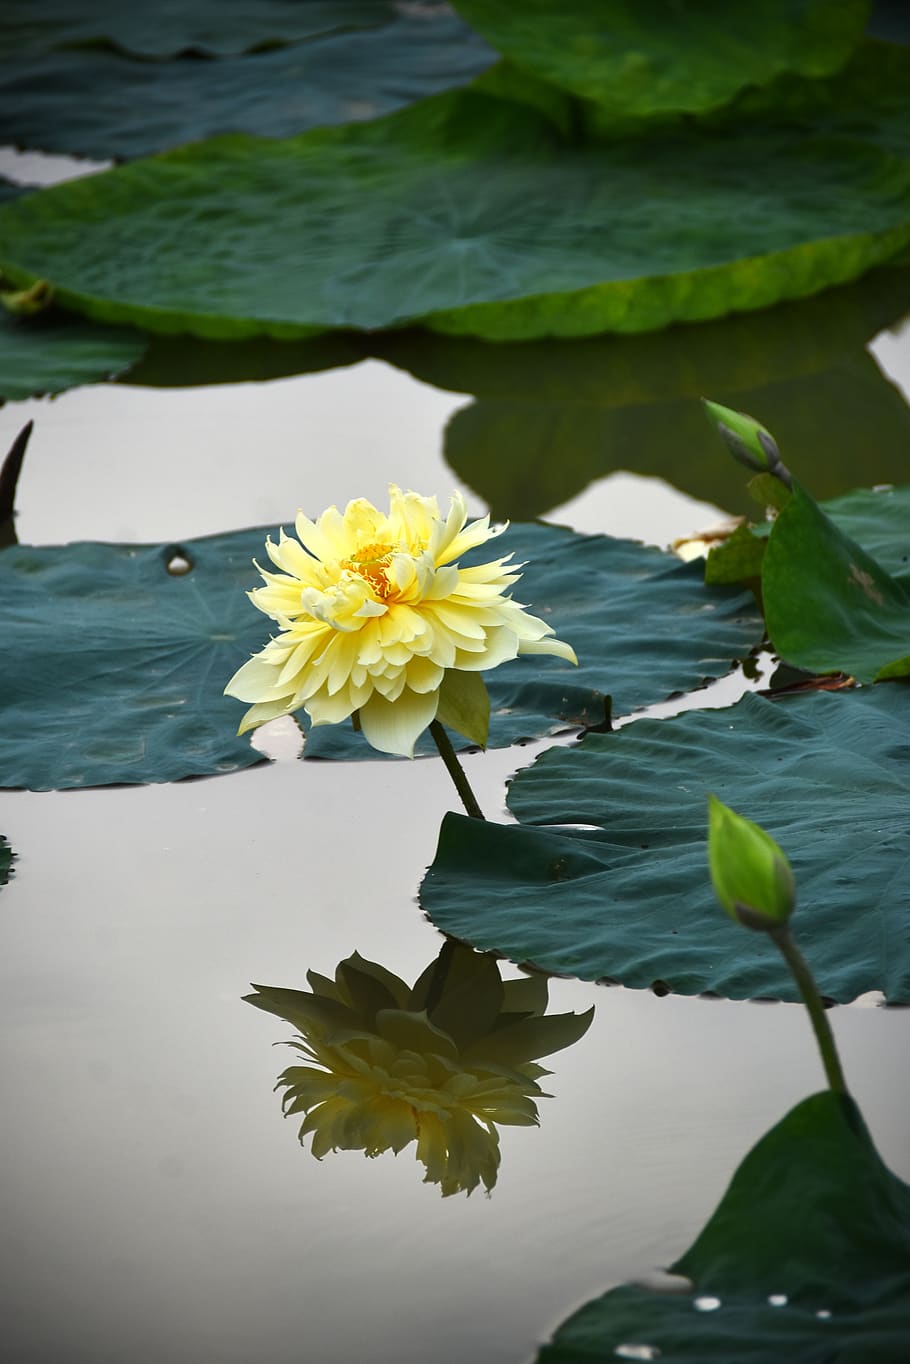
[707,795,796,932]
[702,400,791,488]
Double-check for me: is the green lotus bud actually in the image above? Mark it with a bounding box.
[707,795,796,931]
[702,400,789,486]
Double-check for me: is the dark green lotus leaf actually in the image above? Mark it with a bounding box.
[451,0,867,121]
[538,1091,910,1363]
[819,484,910,580]
[0,520,759,788]
[421,686,910,1002]
[763,484,910,683]
[0,14,495,161]
[2,74,910,340]
[0,0,394,59]
[0,309,146,402]
[0,835,12,886]
[0,530,272,790]
[301,522,762,759]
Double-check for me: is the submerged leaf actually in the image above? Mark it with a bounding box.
[421,686,910,1003]
[539,1091,910,1362]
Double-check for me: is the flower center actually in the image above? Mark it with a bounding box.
[341,541,397,599]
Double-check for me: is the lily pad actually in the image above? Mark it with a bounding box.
[0,14,495,160]
[2,76,910,340]
[420,685,910,1003]
[0,520,759,788]
[763,483,910,682]
[0,309,146,402]
[451,0,867,121]
[0,0,394,59]
[538,1091,910,1362]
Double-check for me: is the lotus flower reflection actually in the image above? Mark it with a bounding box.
[246,942,593,1196]
[225,486,576,756]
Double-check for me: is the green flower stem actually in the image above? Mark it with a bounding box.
[429,720,485,821]
[770,924,848,1095]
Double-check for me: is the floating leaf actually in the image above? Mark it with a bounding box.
[0,13,495,160]
[451,0,867,121]
[0,521,759,787]
[0,308,146,402]
[538,1091,910,1362]
[763,483,910,682]
[0,0,395,60]
[0,531,269,790]
[421,686,910,1002]
[2,70,910,340]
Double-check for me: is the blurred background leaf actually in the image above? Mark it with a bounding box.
[451,0,867,121]
[0,10,495,159]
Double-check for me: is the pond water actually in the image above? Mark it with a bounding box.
[1,219,909,1362]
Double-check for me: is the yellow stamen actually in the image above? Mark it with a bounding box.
[342,541,397,599]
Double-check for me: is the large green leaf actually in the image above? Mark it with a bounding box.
[451,0,867,121]
[0,0,393,59]
[421,686,910,1002]
[0,309,146,402]
[0,14,495,160]
[372,266,910,519]
[538,1091,910,1363]
[0,521,759,788]
[1,75,910,340]
[763,484,910,682]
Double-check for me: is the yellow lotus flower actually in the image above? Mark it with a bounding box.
[225,486,577,756]
[246,943,593,1197]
